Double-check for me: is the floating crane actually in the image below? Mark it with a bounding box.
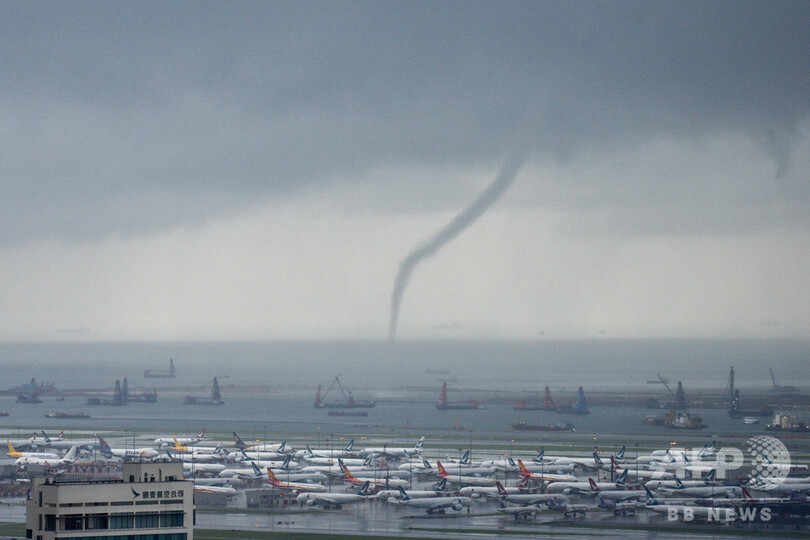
[769,368,800,394]
[314,374,375,409]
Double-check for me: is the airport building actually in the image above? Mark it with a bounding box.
[26,461,193,540]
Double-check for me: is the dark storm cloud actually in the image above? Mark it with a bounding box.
[2,1,809,244]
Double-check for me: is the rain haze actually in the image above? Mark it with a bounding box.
[2,1,809,342]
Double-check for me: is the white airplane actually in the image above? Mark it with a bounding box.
[547,470,629,494]
[494,481,563,505]
[376,478,450,501]
[547,499,590,517]
[266,467,327,493]
[7,441,60,460]
[180,461,225,475]
[391,487,472,514]
[432,461,494,476]
[398,457,433,474]
[155,428,205,447]
[361,436,425,458]
[340,463,409,489]
[645,470,715,490]
[193,485,237,496]
[296,481,373,508]
[304,456,367,467]
[296,440,356,459]
[598,497,642,515]
[756,481,810,495]
[99,437,159,460]
[508,453,575,474]
[585,478,646,501]
[232,432,292,454]
[660,478,741,498]
[610,457,675,480]
[458,476,531,499]
[516,460,577,482]
[436,461,497,486]
[223,461,327,483]
[16,446,78,467]
[496,499,543,521]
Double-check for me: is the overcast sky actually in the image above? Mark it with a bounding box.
[1,1,809,341]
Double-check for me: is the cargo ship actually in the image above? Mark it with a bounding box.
[328,410,369,417]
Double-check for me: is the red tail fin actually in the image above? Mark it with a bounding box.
[518,475,530,489]
[588,478,599,492]
[436,461,449,477]
[517,459,531,476]
[742,487,753,501]
[495,481,508,496]
[267,468,281,486]
[611,456,623,470]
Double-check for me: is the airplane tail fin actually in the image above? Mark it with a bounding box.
[58,430,64,439]
[64,446,77,462]
[6,441,19,457]
[495,481,508,497]
[593,451,603,467]
[363,455,372,467]
[98,437,112,455]
[397,486,410,501]
[611,456,623,470]
[644,486,658,504]
[278,442,287,453]
[533,449,545,463]
[706,469,716,483]
[517,459,531,476]
[741,487,753,501]
[305,444,314,456]
[251,461,262,476]
[358,481,371,497]
[422,457,432,470]
[588,478,600,492]
[197,428,205,440]
[518,475,530,490]
[281,455,292,469]
[436,478,447,491]
[339,459,354,478]
[345,439,354,451]
[616,445,626,460]
[414,436,425,451]
[436,461,449,477]
[617,470,628,485]
[266,467,280,485]
[233,432,246,449]
[674,477,685,489]
[460,450,470,464]
[42,430,52,443]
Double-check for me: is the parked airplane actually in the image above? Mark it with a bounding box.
[660,477,741,498]
[16,446,78,467]
[296,440,356,459]
[398,457,433,474]
[516,460,577,482]
[496,499,542,521]
[586,478,645,501]
[155,428,205,447]
[7,441,59,460]
[645,469,715,490]
[391,487,472,514]
[459,476,532,499]
[495,481,562,505]
[376,479,449,502]
[436,461,497,486]
[547,470,628,494]
[267,467,327,493]
[361,436,425,458]
[547,499,589,517]
[598,497,641,515]
[193,485,237,496]
[296,481,373,508]
[340,463,409,489]
[99,437,159,460]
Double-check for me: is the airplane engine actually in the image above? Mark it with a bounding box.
[470,492,482,499]
[305,499,316,506]
[451,502,463,511]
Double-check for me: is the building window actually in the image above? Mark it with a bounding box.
[135,512,160,528]
[110,512,134,529]
[44,515,55,532]
[160,511,184,528]
[87,514,108,530]
[62,514,83,531]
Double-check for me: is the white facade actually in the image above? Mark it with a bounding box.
[26,462,193,540]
